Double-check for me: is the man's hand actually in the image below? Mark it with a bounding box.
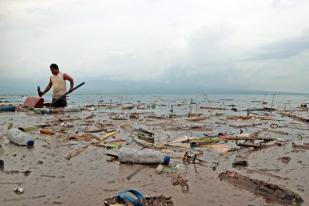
[69,88,73,93]
[39,79,52,97]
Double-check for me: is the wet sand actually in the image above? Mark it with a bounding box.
[1,105,309,206]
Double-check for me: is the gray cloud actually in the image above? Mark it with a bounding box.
[252,30,309,60]
[159,25,309,92]
[272,0,305,9]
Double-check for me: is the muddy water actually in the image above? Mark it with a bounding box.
[0,140,287,206]
[1,97,309,205]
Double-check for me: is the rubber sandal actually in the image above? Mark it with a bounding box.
[116,189,144,206]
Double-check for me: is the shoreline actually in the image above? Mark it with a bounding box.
[0,98,309,206]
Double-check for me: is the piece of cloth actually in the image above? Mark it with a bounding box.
[52,96,67,108]
[51,72,67,99]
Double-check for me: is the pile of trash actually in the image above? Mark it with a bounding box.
[1,94,309,205]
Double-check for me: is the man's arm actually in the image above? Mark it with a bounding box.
[39,78,52,97]
[63,73,74,92]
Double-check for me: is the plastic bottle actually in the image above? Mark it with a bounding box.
[64,105,81,112]
[7,128,35,146]
[34,108,52,114]
[0,105,16,112]
[118,147,170,164]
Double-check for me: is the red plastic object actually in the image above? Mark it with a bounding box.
[23,97,44,108]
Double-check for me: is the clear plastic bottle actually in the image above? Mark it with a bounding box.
[34,108,52,114]
[118,147,170,164]
[7,128,35,146]
[64,105,81,112]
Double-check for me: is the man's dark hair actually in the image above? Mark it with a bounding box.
[50,63,59,70]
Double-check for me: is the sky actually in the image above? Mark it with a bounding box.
[0,0,309,94]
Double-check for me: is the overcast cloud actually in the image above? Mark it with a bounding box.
[0,0,309,93]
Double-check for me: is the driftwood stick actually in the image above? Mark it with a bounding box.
[219,170,303,205]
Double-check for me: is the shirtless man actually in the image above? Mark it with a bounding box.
[39,63,74,107]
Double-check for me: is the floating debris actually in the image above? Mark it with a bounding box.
[219,171,303,205]
[13,187,24,194]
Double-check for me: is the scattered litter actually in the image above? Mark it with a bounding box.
[110,114,127,120]
[171,174,189,193]
[34,108,52,114]
[280,112,309,123]
[13,187,24,194]
[84,114,96,120]
[60,122,74,128]
[23,170,31,176]
[0,159,4,170]
[7,128,34,147]
[219,171,303,205]
[83,128,106,133]
[64,105,81,112]
[0,105,16,112]
[122,104,135,110]
[87,107,96,111]
[40,128,55,135]
[69,133,97,142]
[129,113,140,120]
[279,156,291,164]
[183,151,206,164]
[2,94,309,205]
[118,147,170,164]
[292,142,309,150]
[66,131,118,160]
[186,115,207,122]
[104,190,174,206]
[65,144,89,160]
